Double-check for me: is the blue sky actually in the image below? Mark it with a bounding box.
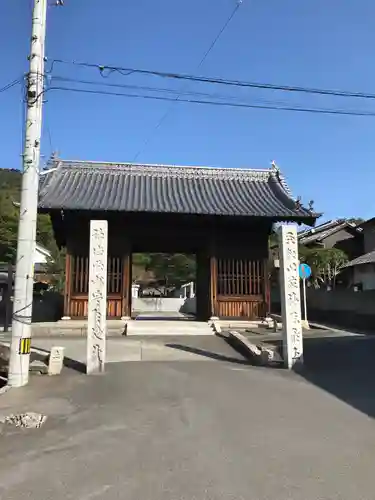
[2,0,375,220]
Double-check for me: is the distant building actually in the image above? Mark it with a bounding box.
[297,219,363,260]
[1,242,52,325]
[0,242,52,290]
[34,243,51,265]
[343,218,375,290]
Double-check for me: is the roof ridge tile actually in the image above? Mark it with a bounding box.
[55,160,273,182]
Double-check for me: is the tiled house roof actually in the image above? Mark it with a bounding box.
[298,219,360,245]
[344,250,375,268]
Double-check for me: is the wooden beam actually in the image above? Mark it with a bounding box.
[209,236,218,318]
[121,251,131,318]
[63,251,72,318]
[264,258,270,317]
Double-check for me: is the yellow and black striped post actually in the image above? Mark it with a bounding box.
[19,338,31,355]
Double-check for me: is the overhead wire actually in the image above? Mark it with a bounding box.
[49,59,375,101]
[52,74,375,111]
[0,77,23,94]
[51,75,265,102]
[45,86,375,117]
[132,0,243,160]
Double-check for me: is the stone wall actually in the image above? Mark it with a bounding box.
[271,287,375,332]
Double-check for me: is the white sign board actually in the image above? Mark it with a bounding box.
[87,220,108,374]
[278,224,303,368]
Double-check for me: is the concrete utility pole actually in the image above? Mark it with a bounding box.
[8,0,48,387]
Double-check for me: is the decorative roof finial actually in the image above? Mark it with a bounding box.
[295,196,302,210]
[50,151,59,161]
[271,160,279,172]
[308,200,314,212]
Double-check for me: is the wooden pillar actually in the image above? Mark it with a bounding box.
[121,250,131,319]
[209,233,218,318]
[62,251,72,320]
[264,258,270,317]
[210,255,218,318]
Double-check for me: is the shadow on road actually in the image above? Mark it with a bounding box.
[165,343,251,365]
[218,330,375,420]
[295,335,375,419]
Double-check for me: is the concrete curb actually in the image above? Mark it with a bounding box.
[227,330,262,358]
[227,330,284,367]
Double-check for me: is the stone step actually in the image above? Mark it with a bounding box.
[126,321,214,336]
[30,320,214,337]
[219,320,262,329]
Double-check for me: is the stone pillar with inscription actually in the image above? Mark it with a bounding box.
[87,220,108,375]
[278,224,303,369]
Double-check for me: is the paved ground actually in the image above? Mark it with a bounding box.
[1,333,375,499]
[0,335,244,367]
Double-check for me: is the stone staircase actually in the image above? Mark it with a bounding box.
[29,319,215,337]
[126,320,215,336]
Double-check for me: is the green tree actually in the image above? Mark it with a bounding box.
[299,246,348,288]
[48,249,66,292]
[146,253,196,287]
[37,213,57,251]
[0,191,19,262]
[0,168,58,262]
[132,253,152,270]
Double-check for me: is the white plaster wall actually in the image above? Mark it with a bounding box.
[132,297,196,314]
[34,247,48,264]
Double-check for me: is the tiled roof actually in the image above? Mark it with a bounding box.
[38,160,317,221]
[298,219,359,245]
[344,250,375,268]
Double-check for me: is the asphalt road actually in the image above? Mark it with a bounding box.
[1,336,375,499]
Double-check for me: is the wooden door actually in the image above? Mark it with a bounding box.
[69,255,124,318]
[215,257,267,319]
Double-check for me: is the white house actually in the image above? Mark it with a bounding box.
[34,243,52,265]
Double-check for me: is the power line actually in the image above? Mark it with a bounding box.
[132,0,243,161]
[0,77,23,94]
[47,86,375,117]
[50,59,375,101]
[53,74,362,110]
[51,75,254,102]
